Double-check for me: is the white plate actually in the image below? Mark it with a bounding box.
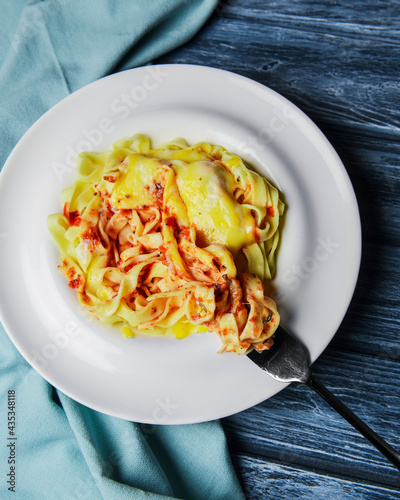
[0,65,361,424]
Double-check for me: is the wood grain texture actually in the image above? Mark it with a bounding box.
[223,352,400,487]
[155,0,400,497]
[231,453,400,500]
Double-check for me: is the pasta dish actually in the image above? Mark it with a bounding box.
[48,134,284,354]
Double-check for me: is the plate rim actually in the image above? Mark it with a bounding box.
[0,63,362,423]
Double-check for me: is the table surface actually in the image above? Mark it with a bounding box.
[157,1,400,498]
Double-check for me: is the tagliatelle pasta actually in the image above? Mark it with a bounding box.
[48,134,284,354]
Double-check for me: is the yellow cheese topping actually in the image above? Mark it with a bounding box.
[48,134,284,353]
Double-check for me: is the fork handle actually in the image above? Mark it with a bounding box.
[305,372,400,472]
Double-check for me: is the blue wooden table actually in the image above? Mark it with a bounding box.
[157,1,400,498]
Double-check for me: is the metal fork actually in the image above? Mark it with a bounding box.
[248,326,400,471]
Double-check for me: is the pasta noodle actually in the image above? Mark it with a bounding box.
[48,134,284,354]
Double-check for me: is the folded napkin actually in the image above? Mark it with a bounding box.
[0,1,245,498]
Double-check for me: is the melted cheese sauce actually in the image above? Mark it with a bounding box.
[173,160,256,252]
[110,153,257,254]
[49,135,283,352]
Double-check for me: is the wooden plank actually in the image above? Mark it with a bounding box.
[222,351,400,488]
[320,128,400,247]
[230,453,400,500]
[159,7,400,135]
[355,244,400,308]
[330,242,400,358]
[215,1,400,41]
[333,301,400,361]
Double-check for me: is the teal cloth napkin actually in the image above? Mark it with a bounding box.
[0,1,246,499]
